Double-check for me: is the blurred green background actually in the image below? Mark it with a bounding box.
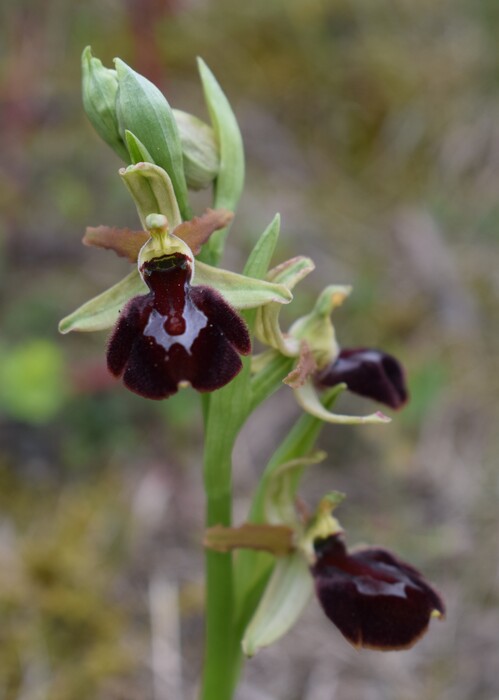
[1,1,498,698]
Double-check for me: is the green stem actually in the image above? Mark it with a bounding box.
[200,363,250,700]
[201,433,236,700]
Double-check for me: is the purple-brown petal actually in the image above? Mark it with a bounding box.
[190,286,251,356]
[311,535,445,651]
[107,294,150,377]
[316,348,408,409]
[106,252,251,400]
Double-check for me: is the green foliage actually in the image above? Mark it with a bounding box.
[0,340,67,424]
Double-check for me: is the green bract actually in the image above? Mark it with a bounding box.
[241,553,312,657]
[197,58,245,265]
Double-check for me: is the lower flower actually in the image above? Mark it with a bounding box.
[311,534,444,650]
[107,252,251,399]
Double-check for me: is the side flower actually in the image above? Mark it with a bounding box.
[254,274,408,424]
[316,348,408,409]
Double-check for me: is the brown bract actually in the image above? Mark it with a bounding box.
[283,342,318,389]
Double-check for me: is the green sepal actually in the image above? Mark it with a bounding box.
[173,109,220,190]
[289,285,351,369]
[59,260,292,334]
[254,256,315,355]
[193,262,292,309]
[58,269,147,334]
[81,47,129,162]
[197,58,244,265]
[294,379,391,425]
[241,552,313,657]
[119,162,182,230]
[124,130,155,165]
[114,58,190,220]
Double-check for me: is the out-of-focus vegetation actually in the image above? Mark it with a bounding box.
[1,1,499,698]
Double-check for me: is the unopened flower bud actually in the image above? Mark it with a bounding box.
[173,109,220,190]
[81,46,129,162]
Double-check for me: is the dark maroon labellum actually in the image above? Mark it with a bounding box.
[107,253,251,399]
[316,348,408,409]
[312,535,445,650]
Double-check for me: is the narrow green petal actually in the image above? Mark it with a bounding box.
[294,380,391,425]
[193,261,292,309]
[241,553,312,657]
[58,270,146,334]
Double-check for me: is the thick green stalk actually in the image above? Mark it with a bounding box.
[200,215,282,698]
[201,411,237,700]
[200,360,251,700]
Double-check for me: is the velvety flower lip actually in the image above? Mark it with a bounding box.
[107,252,251,399]
[316,348,408,409]
[312,534,445,651]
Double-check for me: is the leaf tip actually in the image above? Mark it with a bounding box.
[58,318,71,335]
[81,45,92,64]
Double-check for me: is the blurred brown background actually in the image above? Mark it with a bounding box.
[1,1,498,698]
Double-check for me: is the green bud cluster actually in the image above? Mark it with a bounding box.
[81,47,221,206]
